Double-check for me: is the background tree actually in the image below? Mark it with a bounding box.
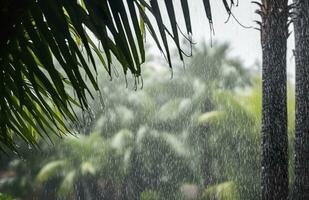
[291,0,309,199]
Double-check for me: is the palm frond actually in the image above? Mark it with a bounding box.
[0,0,236,150]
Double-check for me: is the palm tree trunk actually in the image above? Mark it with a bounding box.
[291,1,309,199]
[260,0,289,199]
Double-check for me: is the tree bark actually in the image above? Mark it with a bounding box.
[291,1,309,199]
[260,0,289,199]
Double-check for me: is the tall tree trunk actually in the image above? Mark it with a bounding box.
[260,0,289,199]
[292,1,309,199]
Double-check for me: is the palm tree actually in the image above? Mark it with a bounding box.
[256,1,289,199]
[291,0,309,199]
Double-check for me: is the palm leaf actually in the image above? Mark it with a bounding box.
[36,160,67,183]
[0,0,236,150]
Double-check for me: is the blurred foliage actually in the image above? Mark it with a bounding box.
[140,190,161,200]
[0,193,14,200]
[0,43,295,200]
[202,181,240,200]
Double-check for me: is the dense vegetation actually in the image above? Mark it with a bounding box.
[0,44,295,200]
